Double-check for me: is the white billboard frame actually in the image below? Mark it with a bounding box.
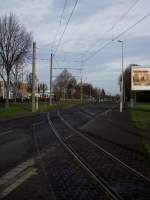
[131,66,150,91]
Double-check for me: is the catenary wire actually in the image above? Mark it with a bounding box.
[51,0,68,51]
[81,0,141,59]
[54,0,79,55]
[83,12,150,62]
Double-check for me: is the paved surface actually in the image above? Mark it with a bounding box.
[0,102,150,200]
[79,108,150,177]
[3,168,51,200]
[0,114,46,176]
[55,110,150,200]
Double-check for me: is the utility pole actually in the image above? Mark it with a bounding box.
[99,89,101,103]
[63,88,66,101]
[134,91,136,103]
[124,85,126,103]
[80,59,84,104]
[32,42,36,113]
[90,86,91,101]
[21,66,23,103]
[118,40,124,112]
[36,79,39,111]
[49,53,53,105]
[80,77,83,104]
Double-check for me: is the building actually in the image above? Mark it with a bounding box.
[15,83,30,98]
[0,80,30,99]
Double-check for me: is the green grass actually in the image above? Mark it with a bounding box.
[130,103,150,130]
[130,103,150,160]
[0,104,32,119]
[0,100,85,120]
[37,101,82,113]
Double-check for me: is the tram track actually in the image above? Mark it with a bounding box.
[58,110,150,183]
[48,110,150,200]
[30,113,118,200]
[1,104,149,200]
[47,112,122,200]
[60,107,150,176]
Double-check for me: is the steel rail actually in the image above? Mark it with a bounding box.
[47,112,123,200]
[58,110,150,185]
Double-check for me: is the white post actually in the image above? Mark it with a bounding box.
[36,80,39,111]
[80,78,83,104]
[32,42,36,113]
[49,53,53,105]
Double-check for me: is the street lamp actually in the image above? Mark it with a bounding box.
[118,40,124,112]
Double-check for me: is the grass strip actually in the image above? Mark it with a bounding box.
[130,103,150,162]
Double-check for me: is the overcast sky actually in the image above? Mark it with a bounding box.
[1,0,150,94]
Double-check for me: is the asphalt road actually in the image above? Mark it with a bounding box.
[0,103,109,176]
[0,113,46,176]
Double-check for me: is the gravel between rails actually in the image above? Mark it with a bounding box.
[60,107,150,177]
[51,111,150,200]
[34,115,113,200]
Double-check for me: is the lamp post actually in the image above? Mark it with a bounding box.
[49,53,53,105]
[118,40,124,112]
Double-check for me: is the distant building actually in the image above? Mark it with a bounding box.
[15,83,30,98]
[0,81,53,100]
[0,81,30,99]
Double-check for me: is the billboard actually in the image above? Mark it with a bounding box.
[131,67,150,91]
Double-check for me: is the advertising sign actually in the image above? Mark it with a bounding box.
[131,67,150,91]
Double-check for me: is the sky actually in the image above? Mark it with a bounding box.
[0,0,150,95]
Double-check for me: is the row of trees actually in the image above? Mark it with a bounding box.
[53,69,105,101]
[26,72,47,95]
[19,69,105,101]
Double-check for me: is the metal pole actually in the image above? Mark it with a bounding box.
[36,80,39,111]
[134,91,136,103]
[90,87,91,101]
[124,86,126,103]
[21,66,23,103]
[80,77,83,104]
[118,40,124,112]
[121,41,124,110]
[49,53,53,105]
[32,42,36,113]
[64,88,65,101]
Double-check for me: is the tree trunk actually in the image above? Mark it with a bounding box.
[14,83,17,102]
[6,73,10,108]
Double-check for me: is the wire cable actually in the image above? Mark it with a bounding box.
[51,0,68,51]
[81,0,141,59]
[83,12,150,62]
[54,0,79,55]
[112,0,141,30]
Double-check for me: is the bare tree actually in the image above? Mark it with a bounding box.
[0,14,32,107]
[10,62,23,100]
[53,69,77,99]
[38,83,48,95]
